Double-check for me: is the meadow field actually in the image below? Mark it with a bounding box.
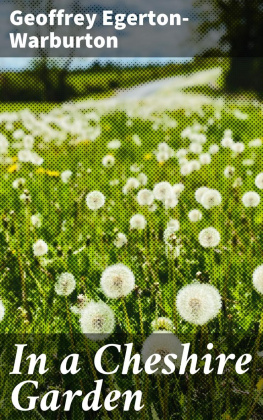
[0,68,263,419]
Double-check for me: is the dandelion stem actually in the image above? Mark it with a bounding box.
[122,297,132,335]
[65,297,75,350]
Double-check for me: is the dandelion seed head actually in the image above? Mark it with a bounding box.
[201,189,222,209]
[33,239,48,256]
[255,173,263,189]
[114,232,127,248]
[176,283,222,325]
[0,299,5,322]
[137,189,154,206]
[130,214,147,230]
[86,191,105,210]
[242,191,260,207]
[188,209,202,222]
[101,264,135,299]
[153,182,173,201]
[253,265,263,295]
[198,227,220,248]
[151,317,174,332]
[141,332,183,373]
[55,272,76,296]
[80,301,115,341]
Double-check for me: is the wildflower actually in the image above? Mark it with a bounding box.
[249,139,262,148]
[137,189,154,206]
[224,166,235,178]
[107,139,121,149]
[130,214,147,230]
[188,209,202,222]
[86,191,105,210]
[12,178,25,189]
[31,214,42,228]
[101,264,135,299]
[255,173,263,189]
[209,144,219,154]
[176,283,222,325]
[231,142,245,154]
[144,153,152,160]
[61,170,72,183]
[80,301,115,340]
[164,195,178,209]
[189,142,202,154]
[198,227,220,248]
[137,172,148,186]
[114,232,127,248]
[55,272,76,296]
[0,299,5,321]
[132,134,141,146]
[141,332,183,373]
[195,186,209,203]
[18,149,32,163]
[102,155,115,167]
[153,182,173,201]
[7,163,18,173]
[33,239,48,256]
[221,137,233,148]
[199,153,211,165]
[173,183,185,196]
[253,265,263,295]
[201,189,222,209]
[242,191,260,207]
[167,219,180,231]
[122,177,140,194]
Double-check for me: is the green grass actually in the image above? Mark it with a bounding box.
[0,89,263,418]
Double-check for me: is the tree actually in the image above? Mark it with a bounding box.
[196,0,263,92]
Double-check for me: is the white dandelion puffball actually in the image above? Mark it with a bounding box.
[255,173,263,189]
[122,177,140,194]
[173,183,185,196]
[80,301,115,341]
[242,191,260,208]
[130,214,147,230]
[252,265,263,294]
[141,332,183,372]
[189,142,202,154]
[114,232,127,248]
[31,214,41,228]
[0,299,5,321]
[164,195,178,209]
[224,166,235,178]
[188,209,202,222]
[61,170,72,183]
[101,264,135,299]
[137,173,148,186]
[195,187,210,204]
[199,153,211,165]
[12,178,25,189]
[153,182,173,201]
[137,189,154,206]
[163,227,177,246]
[221,137,233,148]
[107,139,121,149]
[209,144,219,154]
[86,191,105,210]
[102,155,115,167]
[201,189,222,209]
[198,227,220,248]
[33,239,48,256]
[55,272,76,296]
[231,142,245,154]
[176,283,222,325]
[167,219,180,231]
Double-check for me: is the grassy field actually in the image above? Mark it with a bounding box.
[0,69,263,418]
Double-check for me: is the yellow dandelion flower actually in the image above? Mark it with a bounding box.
[36,168,45,174]
[11,156,18,162]
[7,163,18,173]
[46,170,60,177]
[144,153,152,160]
[158,161,165,166]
